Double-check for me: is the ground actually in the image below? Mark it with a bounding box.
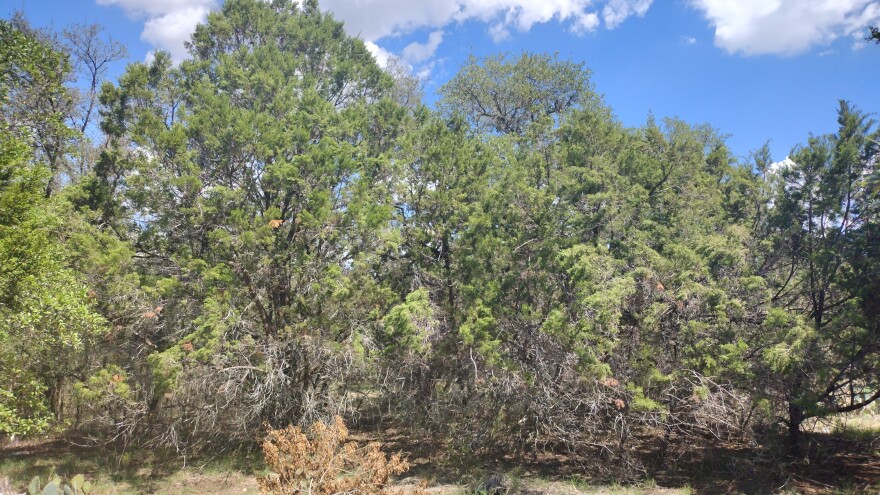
[1,414,878,495]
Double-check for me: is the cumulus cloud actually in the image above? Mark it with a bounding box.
[572,12,601,34]
[321,0,648,42]
[98,0,657,69]
[322,0,650,68]
[141,5,212,61]
[97,0,215,62]
[769,157,796,175]
[689,0,880,56]
[401,30,445,64]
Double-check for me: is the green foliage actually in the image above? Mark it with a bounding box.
[27,471,93,495]
[80,0,403,441]
[752,101,880,442]
[761,309,813,373]
[0,21,105,435]
[74,366,132,403]
[2,0,878,463]
[382,289,435,355]
[626,384,664,413]
[439,52,592,135]
[0,19,74,194]
[458,301,501,366]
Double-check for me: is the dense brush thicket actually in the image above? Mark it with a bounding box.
[2,0,879,473]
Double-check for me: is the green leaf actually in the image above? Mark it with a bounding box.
[28,476,41,495]
[70,474,84,490]
[41,480,59,495]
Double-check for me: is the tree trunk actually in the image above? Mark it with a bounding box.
[788,403,803,454]
[47,377,65,421]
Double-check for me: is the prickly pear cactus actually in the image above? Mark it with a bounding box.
[26,472,92,495]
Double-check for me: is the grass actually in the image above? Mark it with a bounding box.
[3,417,880,495]
[439,476,689,495]
[532,475,688,495]
[0,441,262,494]
[831,413,880,443]
[0,444,692,495]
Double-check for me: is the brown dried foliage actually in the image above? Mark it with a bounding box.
[259,416,419,495]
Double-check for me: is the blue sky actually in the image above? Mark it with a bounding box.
[10,0,880,162]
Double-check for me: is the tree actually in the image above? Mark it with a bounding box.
[61,22,127,179]
[438,52,592,136]
[0,20,104,434]
[93,0,399,447]
[758,101,880,448]
[7,0,880,467]
[389,56,762,461]
[384,57,424,109]
[63,22,127,136]
[439,52,596,192]
[3,13,129,191]
[0,17,74,196]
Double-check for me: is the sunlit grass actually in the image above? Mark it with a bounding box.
[0,443,262,495]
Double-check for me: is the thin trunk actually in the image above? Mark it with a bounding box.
[788,402,803,454]
[442,233,454,328]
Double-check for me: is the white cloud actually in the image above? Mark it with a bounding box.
[329,0,648,70]
[141,5,212,61]
[97,0,216,62]
[364,40,395,68]
[689,0,880,56]
[401,30,445,64]
[769,157,796,175]
[680,35,697,45]
[415,60,440,80]
[572,12,601,34]
[488,23,512,42]
[366,41,430,83]
[321,0,648,43]
[98,0,657,70]
[321,0,458,41]
[602,0,652,28]
[96,0,210,17]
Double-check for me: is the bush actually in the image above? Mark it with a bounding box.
[258,416,419,495]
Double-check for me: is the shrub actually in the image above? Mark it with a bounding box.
[258,416,419,495]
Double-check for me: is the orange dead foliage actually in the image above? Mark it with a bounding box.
[600,377,620,388]
[258,416,425,495]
